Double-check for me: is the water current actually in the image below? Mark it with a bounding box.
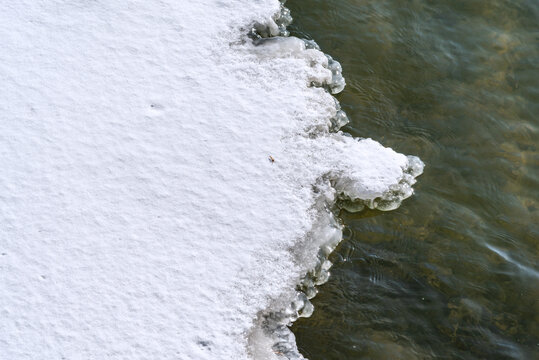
[286,0,539,359]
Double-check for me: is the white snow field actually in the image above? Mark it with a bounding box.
[0,1,423,359]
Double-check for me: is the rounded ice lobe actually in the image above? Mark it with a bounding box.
[251,3,293,38]
[406,154,426,177]
[336,149,425,212]
[325,54,345,94]
[331,138,410,200]
[250,36,346,95]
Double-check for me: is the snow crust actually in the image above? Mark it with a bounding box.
[0,1,422,359]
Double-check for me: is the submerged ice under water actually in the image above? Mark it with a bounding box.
[246,4,424,359]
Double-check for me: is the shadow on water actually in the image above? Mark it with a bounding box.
[287,0,539,359]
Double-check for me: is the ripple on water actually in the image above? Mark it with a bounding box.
[288,0,539,358]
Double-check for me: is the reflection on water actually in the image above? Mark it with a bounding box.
[287,0,538,358]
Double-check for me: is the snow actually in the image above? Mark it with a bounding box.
[0,1,422,359]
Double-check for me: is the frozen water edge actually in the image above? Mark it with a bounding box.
[0,1,422,360]
[245,4,423,359]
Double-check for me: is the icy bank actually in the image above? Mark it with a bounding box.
[0,1,422,359]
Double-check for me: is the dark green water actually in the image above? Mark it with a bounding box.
[287,0,539,359]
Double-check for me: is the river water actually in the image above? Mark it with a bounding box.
[286,0,539,359]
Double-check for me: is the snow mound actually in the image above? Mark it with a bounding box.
[0,1,422,359]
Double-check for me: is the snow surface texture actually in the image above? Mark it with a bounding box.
[0,1,423,359]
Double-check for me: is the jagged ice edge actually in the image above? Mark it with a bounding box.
[246,3,424,359]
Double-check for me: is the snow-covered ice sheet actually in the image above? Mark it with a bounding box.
[0,1,422,359]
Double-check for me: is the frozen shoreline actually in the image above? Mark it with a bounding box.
[1,1,422,359]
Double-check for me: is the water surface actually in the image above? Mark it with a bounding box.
[287,0,539,358]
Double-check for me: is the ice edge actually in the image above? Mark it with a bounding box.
[244,3,424,359]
